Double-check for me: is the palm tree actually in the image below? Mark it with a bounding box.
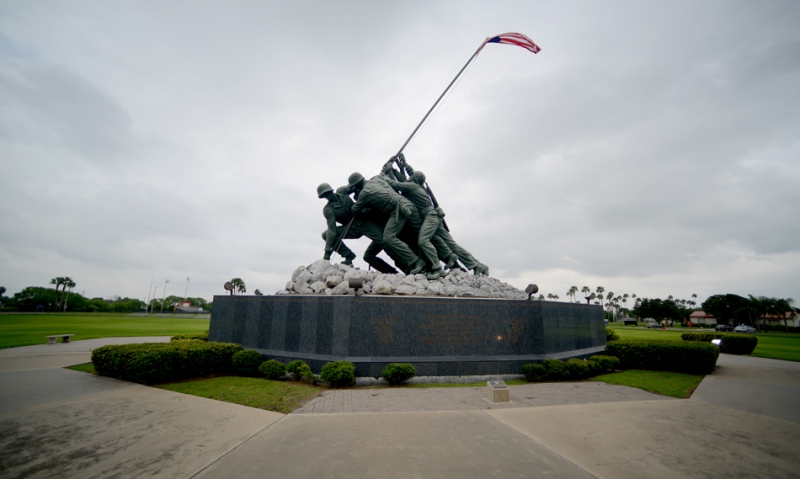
[62,279,76,312]
[595,286,605,306]
[606,292,614,312]
[553,294,560,301]
[567,286,578,303]
[50,277,66,310]
[230,278,246,295]
[538,294,545,301]
[623,293,629,310]
[547,293,555,301]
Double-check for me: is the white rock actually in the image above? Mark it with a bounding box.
[295,283,313,294]
[310,281,327,293]
[326,276,343,288]
[426,282,444,296]
[395,284,417,295]
[291,266,306,281]
[295,270,312,284]
[362,283,371,294]
[402,275,416,285]
[324,288,333,295]
[308,259,331,274]
[285,281,295,291]
[277,289,290,295]
[480,284,495,293]
[331,282,350,295]
[372,279,394,295]
[445,285,460,296]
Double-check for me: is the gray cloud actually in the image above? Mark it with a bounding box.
[1,0,798,304]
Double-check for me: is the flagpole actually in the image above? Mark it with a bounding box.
[396,42,485,155]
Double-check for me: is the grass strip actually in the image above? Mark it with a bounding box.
[612,326,800,362]
[156,376,323,413]
[66,362,96,374]
[0,314,209,349]
[592,369,703,398]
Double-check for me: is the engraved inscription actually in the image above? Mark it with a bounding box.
[504,318,525,342]
[417,315,488,346]
[371,316,397,344]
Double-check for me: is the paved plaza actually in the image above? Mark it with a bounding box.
[1,338,799,478]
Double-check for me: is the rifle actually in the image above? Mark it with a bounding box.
[393,154,450,232]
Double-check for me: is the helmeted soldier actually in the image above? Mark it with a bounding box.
[348,172,427,275]
[383,157,489,276]
[318,182,399,273]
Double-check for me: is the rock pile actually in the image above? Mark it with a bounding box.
[277,259,527,299]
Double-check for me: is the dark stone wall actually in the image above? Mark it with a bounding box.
[209,295,605,377]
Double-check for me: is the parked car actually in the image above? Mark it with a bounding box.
[647,323,661,329]
[715,324,734,332]
[734,324,757,333]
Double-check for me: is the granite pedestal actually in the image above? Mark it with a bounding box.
[209,295,605,377]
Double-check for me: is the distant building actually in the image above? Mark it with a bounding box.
[689,310,798,328]
[175,299,206,314]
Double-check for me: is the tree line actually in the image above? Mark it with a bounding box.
[0,285,213,313]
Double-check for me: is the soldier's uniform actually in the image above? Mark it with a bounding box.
[351,176,424,270]
[322,186,398,273]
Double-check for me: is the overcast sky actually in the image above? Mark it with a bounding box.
[1,1,798,305]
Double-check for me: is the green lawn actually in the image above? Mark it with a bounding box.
[0,314,209,349]
[592,369,703,398]
[610,325,800,362]
[66,362,96,374]
[157,377,323,413]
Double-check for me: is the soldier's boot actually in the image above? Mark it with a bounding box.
[472,263,490,276]
[342,251,356,266]
[426,266,447,281]
[445,254,459,270]
[409,258,426,275]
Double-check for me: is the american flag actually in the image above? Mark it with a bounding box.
[481,32,541,54]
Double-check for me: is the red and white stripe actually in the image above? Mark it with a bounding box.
[481,32,541,54]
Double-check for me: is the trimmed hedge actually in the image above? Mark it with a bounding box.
[381,363,416,385]
[170,332,209,341]
[605,327,620,342]
[589,355,620,371]
[522,357,614,382]
[91,341,242,384]
[520,363,547,381]
[606,339,719,374]
[287,360,316,383]
[259,359,287,379]
[320,360,356,387]
[232,350,264,376]
[681,333,758,355]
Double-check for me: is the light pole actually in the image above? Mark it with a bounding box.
[151,287,157,314]
[184,277,190,299]
[145,273,154,315]
[161,279,170,313]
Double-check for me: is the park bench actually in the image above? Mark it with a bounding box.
[46,334,75,345]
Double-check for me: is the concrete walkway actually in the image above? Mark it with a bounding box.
[1,339,799,479]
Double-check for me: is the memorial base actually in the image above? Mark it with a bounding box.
[209,295,606,377]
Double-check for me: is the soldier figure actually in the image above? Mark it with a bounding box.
[384,155,489,276]
[317,183,399,273]
[348,172,427,275]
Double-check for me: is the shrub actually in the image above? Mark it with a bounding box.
[566,358,591,379]
[585,359,603,375]
[589,355,620,371]
[381,363,416,385]
[287,360,316,383]
[606,339,719,375]
[259,359,287,379]
[170,332,209,341]
[542,359,568,380]
[605,327,620,342]
[91,341,242,384]
[719,335,758,355]
[521,363,547,382]
[320,360,356,387]
[232,350,264,377]
[681,333,758,355]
